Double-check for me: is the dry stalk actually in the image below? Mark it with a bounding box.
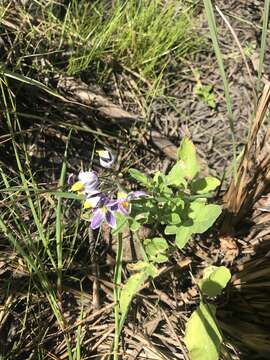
[221,83,270,233]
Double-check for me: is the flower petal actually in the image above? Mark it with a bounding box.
[99,158,114,168]
[91,209,105,229]
[127,191,146,200]
[84,191,103,209]
[78,171,98,189]
[97,149,115,168]
[67,173,76,186]
[107,199,119,210]
[105,210,116,228]
[119,202,130,216]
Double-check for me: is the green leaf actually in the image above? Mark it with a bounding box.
[164,225,178,235]
[170,201,221,249]
[146,237,169,251]
[153,171,165,184]
[184,303,223,360]
[144,237,169,263]
[189,199,206,213]
[191,204,222,234]
[199,266,231,297]
[55,191,84,200]
[177,138,200,180]
[129,219,141,232]
[175,225,193,249]
[119,271,148,321]
[166,164,187,187]
[153,171,172,194]
[129,168,150,186]
[166,212,181,225]
[154,254,169,264]
[191,177,220,194]
[194,84,216,109]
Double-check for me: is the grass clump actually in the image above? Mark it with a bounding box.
[66,0,197,79]
[0,78,84,359]
[0,0,199,83]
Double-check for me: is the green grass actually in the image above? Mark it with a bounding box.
[0,78,83,359]
[0,0,199,84]
[66,0,197,79]
[256,0,270,92]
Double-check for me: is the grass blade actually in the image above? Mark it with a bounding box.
[256,0,270,92]
[56,130,71,293]
[203,0,237,180]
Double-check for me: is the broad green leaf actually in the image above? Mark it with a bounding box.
[188,199,206,219]
[185,303,223,360]
[191,177,220,194]
[177,138,200,180]
[166,164,187,187]
[172,197,185,210]
[119,271,148,321]
[164,225,178,235]
[153,171,172,194]
[175,225,193,249]
[154,254,168,264]
[170,201,221,249]
[169,212,181,225]
[153,171,166,184]
[144,237,169,263]
[162,212,181,226]
[135,212,150,223]
[199,266,231,297]
[156,196,171,203]
[129,168,150,186]
[191,204,222,234]
[144,237,168,252]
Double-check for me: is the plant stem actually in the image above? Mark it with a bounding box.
[113,233,123,360]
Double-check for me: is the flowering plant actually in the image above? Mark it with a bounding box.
[68,139,224,360]
[69,167,146,231]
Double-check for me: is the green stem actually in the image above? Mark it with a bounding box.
[113,233,123,360]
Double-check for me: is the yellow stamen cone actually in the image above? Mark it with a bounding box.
[83,199,92,209]
[71,181,84,192]
[97,150,108,157]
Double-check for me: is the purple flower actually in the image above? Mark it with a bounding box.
[113,190,146,216]
[67,173,77,186]
[97,149,116,168]
[83,191,103,209]
[90,196,117,230]
[71,171,99,194]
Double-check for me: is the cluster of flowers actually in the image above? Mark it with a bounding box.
[68,149,145,230]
